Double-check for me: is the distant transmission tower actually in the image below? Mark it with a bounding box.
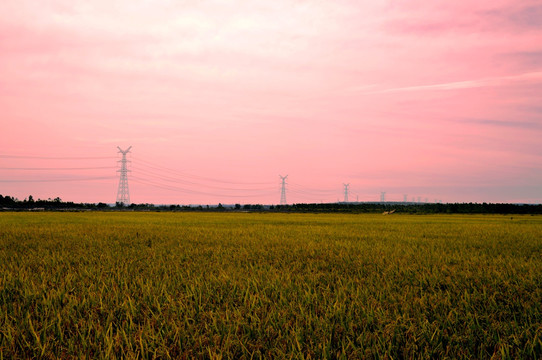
[343,183,349,202]
[380,191,386,202]
[116,146,132,206]
[279,175,288,205]
[404,194,408,203]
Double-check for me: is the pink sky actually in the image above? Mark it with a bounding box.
[1,0,541,204]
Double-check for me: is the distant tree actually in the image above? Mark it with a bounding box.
[1,195,16,206]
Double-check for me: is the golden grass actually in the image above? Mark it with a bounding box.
[0,212,541,358]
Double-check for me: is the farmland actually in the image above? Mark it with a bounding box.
[0,212,541,358]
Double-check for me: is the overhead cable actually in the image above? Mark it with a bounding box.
[0,155,116,160]
[132,156,274,186]
[0,176,117,183]
[131,176,276,198]
[1,167,117,170]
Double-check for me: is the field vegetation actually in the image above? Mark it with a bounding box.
[0,212,541,358]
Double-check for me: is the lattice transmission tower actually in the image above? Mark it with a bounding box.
[343,183,349,203]
[280,175,288,205]
[116,146,132,206]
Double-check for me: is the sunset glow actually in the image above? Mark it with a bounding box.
[1,0,541,204]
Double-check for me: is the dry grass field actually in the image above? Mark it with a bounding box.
[1,212,541,358]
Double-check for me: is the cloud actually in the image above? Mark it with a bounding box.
[521,106,542,114]
[460,118,542,131]
[499,51,542,71]
[358,71,542,94]
[386,2,542,35]
[91,137,170,144]
[481,4,542,30]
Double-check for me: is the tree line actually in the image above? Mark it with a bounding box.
[1,194,541,214]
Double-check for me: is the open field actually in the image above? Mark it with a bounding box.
[1,212,541,359]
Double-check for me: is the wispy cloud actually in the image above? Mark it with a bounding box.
[386,2,542,35]
[359,71,542,94]
[480,4,542,30]
[499,51,542,71]
[460,118,542,131]
[75,137,171,144]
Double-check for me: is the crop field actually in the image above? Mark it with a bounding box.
[0,212,541,359]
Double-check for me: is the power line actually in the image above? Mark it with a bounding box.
[132,173,275,193]
[131,166,275,191]
[1,167,116,170]
[287,189,331,202]
[1,151,371,204]
[0,176,116,183]
[288,183,336,194]
[132,156,274,186]
[0,155,116,160]
[131,176,276,198]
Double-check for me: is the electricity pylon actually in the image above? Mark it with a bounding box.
[343,183,349,202]
[116,146,132,206]
[280,175,288,205]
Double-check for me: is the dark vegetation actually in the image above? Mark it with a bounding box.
[1,194,541,214]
